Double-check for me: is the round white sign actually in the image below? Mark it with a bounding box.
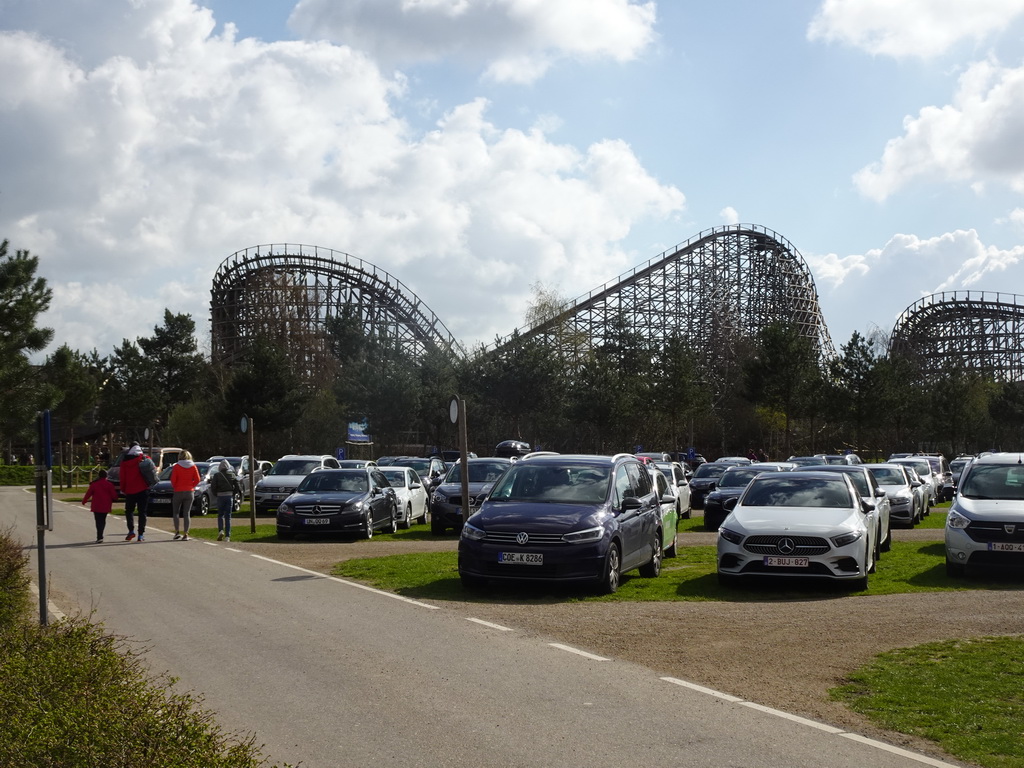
[449,398,459,424]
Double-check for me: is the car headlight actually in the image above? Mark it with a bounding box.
[830,530,863,547]
[718,527,743,544]
[431,491,447,504]
[561,526,604,544]
[461,523,486,541]
[947,509,971,529]
[277,503,293,514]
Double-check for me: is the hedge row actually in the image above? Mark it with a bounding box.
[0,527,292,767]
[0,466,34,486]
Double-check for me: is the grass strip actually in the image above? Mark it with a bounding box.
[831,636,1024,768]
[332,540,1023,602]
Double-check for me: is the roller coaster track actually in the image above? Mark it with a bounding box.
[890,291,1024,381]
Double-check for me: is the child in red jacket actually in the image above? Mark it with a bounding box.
[82,469,119,544]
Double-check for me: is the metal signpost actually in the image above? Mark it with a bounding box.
[242,415,256,532]
[35,410,53,626]
[450,396,470,523]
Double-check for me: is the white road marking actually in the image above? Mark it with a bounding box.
[466,617,513,631]
[660,677,962,767]
[549,643,610,661]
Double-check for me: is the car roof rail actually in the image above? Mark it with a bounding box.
[521,451,559,460]
[610,453,636,463]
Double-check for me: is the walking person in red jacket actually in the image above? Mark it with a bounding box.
[119,443,156,541]
[170,450,201,540]
[82,469,119,543]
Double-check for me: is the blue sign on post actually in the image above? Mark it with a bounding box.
[347,419,370,443]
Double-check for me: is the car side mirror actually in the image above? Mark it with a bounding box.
[723,497,738,512]
[411,482,421,489]
[861,500,875,514]
[874,488,886,498]
[661,494,675,504]
[621,496,643,512]
[707,482,716,491]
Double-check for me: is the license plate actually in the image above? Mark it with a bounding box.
[498,552,543,565]
[150,497,170,504]
[304,518,331,525]
[272,494,287,500]
[764,556,809,567]
[989,542,1024,552]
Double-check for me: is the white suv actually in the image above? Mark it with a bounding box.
[945,452,1024,576]
[254,454,341,513]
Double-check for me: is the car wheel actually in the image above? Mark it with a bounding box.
[665,531,678,559]
[198,494,210,516]
[277,528,294,540]
[385,504,398,535]
[881,522,892,552]
[421,502,429,523]
[400,503,413,529]
[598,543,621,594]
[946,559,966,577]
[868,538,877,574]
[681,503,691,520]
[233,491,242,513]
[640,534,662,578]
[362,513,374,540]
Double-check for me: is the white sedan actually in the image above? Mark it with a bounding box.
[716,470,878,591]
[380,466,429,528]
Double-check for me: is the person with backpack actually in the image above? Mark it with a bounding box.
[119,443,157,542]
[82,469,119,543]
[212,458,242,542]
[170,450,201,540]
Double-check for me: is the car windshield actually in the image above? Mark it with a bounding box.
[959,464,1024,500]
[395,458,429,472]
[268,459,321,476]
[816,468,868,495]
[719,467,762,488]
[489,463,610,504]
[381,469,409,487]
[951,460,970,472]
[788,457,820,466]
[298,472,367,493]
[868,466,905,485]
[159,465,173,481]
[741,476,854,508]
[445,461,509,484]
[693,463,727,479]
[899,460,930,476]
[654,463,677,480]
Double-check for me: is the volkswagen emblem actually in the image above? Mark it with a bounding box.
[1005,524,1017,535]
[777,537,796,555]
[313,505,323,515]
[516,532,529,545]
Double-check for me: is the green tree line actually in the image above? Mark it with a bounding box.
[2,238,1021,465]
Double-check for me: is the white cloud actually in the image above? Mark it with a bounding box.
[0,1,682,358]
[813,229,1024,343]
[718,206,738,225]
[288,0,657,83]
[807,0,1024,59]
[853,59,1024,201]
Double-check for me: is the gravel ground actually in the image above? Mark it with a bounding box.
[159,515,1024,763]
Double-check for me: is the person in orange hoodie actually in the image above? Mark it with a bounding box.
[82,469,119,544]
[170,450,202,540]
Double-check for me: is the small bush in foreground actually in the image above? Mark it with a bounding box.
[0,524,31,627]
[0,617,292,768]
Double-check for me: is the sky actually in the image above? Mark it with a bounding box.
[4,0,1024,363]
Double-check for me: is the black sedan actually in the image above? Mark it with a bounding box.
[429,458,511,534]
[276,469,397,539]
[702,463,792,531]
[687,462,729,508]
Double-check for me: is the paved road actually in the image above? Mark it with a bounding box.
[2,487,965,768]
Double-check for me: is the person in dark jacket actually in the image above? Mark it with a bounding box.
[119,443,155,542]
[212,458,241,542]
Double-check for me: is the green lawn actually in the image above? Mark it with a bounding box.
[832,637,1024,768]
[331,539,1024,602]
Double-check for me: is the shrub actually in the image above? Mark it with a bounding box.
[0,525,30,628]
[0,465,34,486]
